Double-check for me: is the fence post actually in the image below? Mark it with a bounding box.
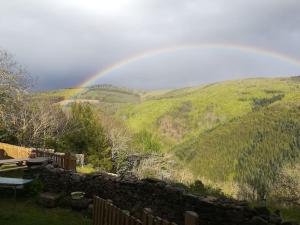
[93,196,98,225]
[184,211,199,225]
[142,208,152,225]
[64,152,71,170]
[155,217,162,225]
[71,155,77,171]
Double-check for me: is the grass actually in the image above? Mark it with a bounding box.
[278,206,300,223]
[0,197,92,225]
[77,164,96,174]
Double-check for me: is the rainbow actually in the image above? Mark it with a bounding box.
[69,43,300,99]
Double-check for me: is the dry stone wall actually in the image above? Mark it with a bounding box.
[37,165,297,225]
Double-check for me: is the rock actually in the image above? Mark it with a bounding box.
[71,173,82,183]
[59,196,72,208]
[269,214,282,224]
[71,198,91,210]
[254,207,271,217]
[44,164,55,171]
[244,216,269,225]
[38,192,61,208]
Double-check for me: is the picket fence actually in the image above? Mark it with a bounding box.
[93,196,199,225]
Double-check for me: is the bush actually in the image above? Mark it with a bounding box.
[252,95,284,111]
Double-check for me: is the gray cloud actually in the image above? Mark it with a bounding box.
[0,0,299,90]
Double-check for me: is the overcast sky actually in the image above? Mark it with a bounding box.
[0,0,300,90]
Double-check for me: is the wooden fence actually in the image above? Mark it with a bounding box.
[33,149,77,171]
[0,142,32,159]
[93,196,199,225]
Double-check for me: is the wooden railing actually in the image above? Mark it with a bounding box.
[93,196,199,225]
[33,149,77,171]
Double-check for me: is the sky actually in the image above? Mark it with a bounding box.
[0,0,300,90]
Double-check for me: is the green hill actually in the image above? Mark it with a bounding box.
[119,77,300,149]
[42,77,300,200]
[39,85,142,113]
[117,77,300,200]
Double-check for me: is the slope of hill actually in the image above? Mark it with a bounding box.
[41,77,300,201]
[117,77,300,199]
[39,85,142,113]
[118,77,300,151]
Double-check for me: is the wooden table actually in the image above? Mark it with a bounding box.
[0,158,28,166]
[0,157,50,168]
[26,157,50,166]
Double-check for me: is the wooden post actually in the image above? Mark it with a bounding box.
[184,211,199,225]
[107,200,113,225]
[155,217,163,225]
[147,214,154,225]
[93,196,100,225]
[71,155,77,171]
[142,208,152,225]
[136,219,142,225]
[64,152,70,170]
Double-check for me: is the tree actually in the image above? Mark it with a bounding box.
[0,49,67,147]
[0,49,31,143]
[101,113,132,173]
[13,97,68,147]
[59,104,112,171]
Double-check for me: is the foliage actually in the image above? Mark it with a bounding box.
[58,104,112,171]
[252,94,284,111]
[173,106,300,201]
[100,114,132,173]
[0,96,68,147]
[275,206,300,223]
[0,48,29,144]
[132,129,161,153]
[271,165,300,205]
[171,180,227,199]
[25,179,44,195]
[76,164,96,174]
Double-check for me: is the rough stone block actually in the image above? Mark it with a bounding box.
[38,192,61,208]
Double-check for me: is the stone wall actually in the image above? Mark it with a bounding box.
[38,165,296,225]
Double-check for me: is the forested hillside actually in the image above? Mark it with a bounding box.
[38,77,300,205]
[117,77,300,202]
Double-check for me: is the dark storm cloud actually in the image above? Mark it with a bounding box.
[0,0,299,90]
